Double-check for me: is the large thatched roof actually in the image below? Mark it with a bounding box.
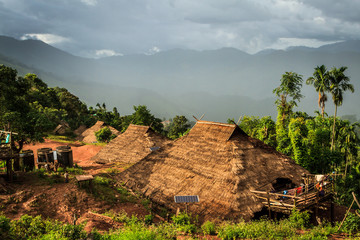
[77,121,120,143]
[118,120,308,221]
[91,124,171,164]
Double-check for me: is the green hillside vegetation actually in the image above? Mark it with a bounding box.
[0,210,359,239]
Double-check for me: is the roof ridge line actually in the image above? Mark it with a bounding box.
[197,121,236,128]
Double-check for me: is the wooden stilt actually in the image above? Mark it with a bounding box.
[330,196,334,226]
[267,191,271,219]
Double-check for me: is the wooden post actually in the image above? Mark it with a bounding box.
[9,132,13,181]
[337,199,355,231]
[315,191,319,223]
[267,191,271,219]
[294,191,297,207]
[330,195,334,226]
[185,202,188,214]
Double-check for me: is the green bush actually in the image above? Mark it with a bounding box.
[171,212,197,234]
[171,212,191,226]
[201,220,216,235]
[341,212,360,234]
[144,214,153,225]
[95,127,116,143]
[60,223,87,240]
[153,222,178,239]
[289,208,311,229]
[0,214,10,239]
[297,222,337,240]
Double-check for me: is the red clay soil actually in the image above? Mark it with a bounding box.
[0,139,150,233]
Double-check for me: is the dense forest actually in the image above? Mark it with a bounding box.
[1,64,360,238]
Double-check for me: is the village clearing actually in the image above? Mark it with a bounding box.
[0,139,151,233]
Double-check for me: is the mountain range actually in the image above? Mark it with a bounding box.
[0,35,359,121]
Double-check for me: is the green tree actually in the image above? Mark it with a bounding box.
[0,65,55,152]
[328,66,354,150]
[273,72,303,155]
[273,72,303,127]
[337,121,359,176]
[167,115,191,139]
[288,118,308,168]
[306,65,330,118]
[122,105,163,133]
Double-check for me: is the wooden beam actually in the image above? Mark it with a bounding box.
[251,190,303,200]
[0,130,18,135]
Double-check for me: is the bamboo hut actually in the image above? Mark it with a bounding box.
[77,121,120,143]
[119,120,308,221]
[91,124,171,164]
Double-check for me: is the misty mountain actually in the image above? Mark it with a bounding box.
[0,35,359,121]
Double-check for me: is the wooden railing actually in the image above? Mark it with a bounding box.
[250,181,333,213]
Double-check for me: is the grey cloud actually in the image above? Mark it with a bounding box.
[301,0,360,22]
[0,0,359,57]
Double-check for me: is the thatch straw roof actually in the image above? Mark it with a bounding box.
[91,124,171,164]
[77,121,120,143]
[74,125,87,136]
[118,120,308,221]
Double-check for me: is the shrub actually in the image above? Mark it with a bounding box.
[95,127,116,143]
[289,208,311,229]
[60,223,87,240]
[10,215,54,239]
[171,212,197,234]
[341,212,360,234]
[201,220,216,235]
[154,222,178,239]
[144,214,153,225]
[171,212,191,226]
[0,214,10,239]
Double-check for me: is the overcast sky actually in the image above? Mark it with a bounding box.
[0,0,359,58]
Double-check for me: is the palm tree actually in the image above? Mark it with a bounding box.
[306,65,330,118]
[273,71,303,127]
[328,66,354,150]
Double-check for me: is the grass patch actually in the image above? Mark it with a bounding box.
[46,134,76,143]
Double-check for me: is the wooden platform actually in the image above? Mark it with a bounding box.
[251,178,334,215]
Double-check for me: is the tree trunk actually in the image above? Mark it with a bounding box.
[318,91,324,118]
[331,105,337,151]
[344,152,348,177]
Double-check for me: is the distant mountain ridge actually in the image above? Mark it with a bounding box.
[0,35,359,121]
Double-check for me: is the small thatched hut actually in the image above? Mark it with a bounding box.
[77,121,120,143]
[119,120,308,221]
[91,124,171,164]
[53,120,70,135]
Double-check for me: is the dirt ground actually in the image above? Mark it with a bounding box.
[0,139,150,233]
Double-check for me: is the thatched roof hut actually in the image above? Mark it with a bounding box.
[53,120,70,135]
[119,120,308,221]
[77,121,120,143]
[91,124,171,164]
